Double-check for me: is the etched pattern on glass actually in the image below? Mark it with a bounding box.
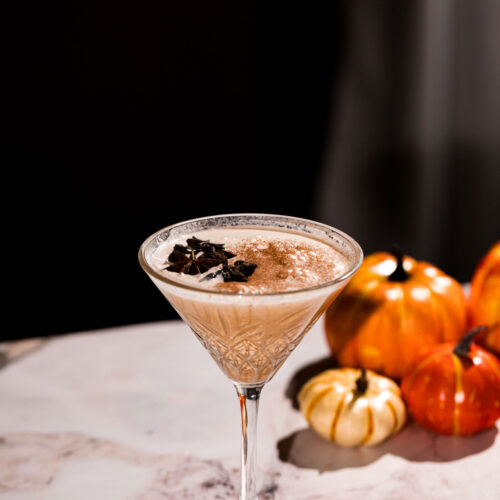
[166,294,329,384]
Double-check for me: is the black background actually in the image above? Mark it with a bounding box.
[5,3,344,339]
[6,3,498,342]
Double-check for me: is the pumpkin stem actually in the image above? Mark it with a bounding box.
[453,325,488,358]
[388,245,409,282]
[354,368,369,397]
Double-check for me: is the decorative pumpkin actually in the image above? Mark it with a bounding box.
[325,248,467,379]
[468,241,500,356]
[298,367,406,447]
[401,327,500,436]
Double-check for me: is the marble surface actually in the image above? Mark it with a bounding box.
[0,319,499,499]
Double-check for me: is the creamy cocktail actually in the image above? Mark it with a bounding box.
[149,228,350,384]
[139,214,362,499]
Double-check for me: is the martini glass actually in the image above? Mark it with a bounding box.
[139,214,362,499]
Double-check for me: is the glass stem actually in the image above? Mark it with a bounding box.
[235,384,263,500]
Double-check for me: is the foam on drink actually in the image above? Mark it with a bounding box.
[151,228,350,294]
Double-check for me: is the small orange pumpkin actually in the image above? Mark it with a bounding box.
[325,248,467,379]
[401,327,500,436]
[468,241,500,356]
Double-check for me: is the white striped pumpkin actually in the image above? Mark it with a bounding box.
[298,368,406,447]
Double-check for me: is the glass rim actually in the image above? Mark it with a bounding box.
[138,213,363,297]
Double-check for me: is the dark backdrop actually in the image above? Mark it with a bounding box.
[5,3,341,339]
[5,2,499,341]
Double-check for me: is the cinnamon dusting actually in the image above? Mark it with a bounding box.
[214,239,347,293]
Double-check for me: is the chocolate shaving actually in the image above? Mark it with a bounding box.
[203,260,257,283]
[165,237,257,281]
[232,260,258,277]
[165,250,221,275]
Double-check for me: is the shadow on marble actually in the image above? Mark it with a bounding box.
[285,356,340,410]
[281,356,499,472]
[277,421,498,472]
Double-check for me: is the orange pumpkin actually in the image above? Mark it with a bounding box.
[468,241,500,356]
[325,248,467,379]
[401,327,500,436]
